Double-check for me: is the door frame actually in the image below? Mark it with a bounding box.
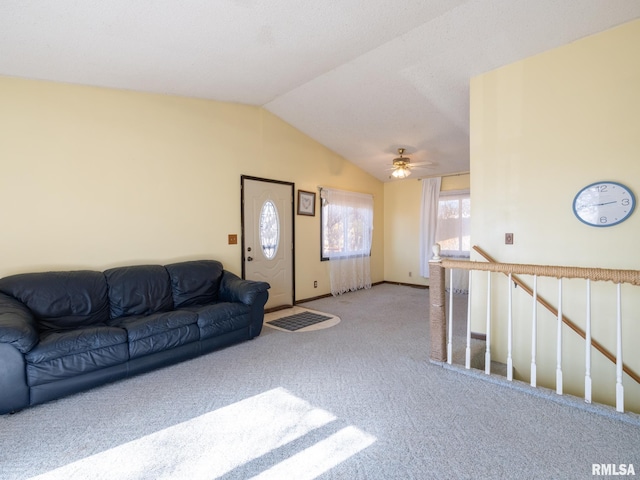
[240,175,296,307]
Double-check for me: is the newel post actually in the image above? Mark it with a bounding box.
[429,252,446,363]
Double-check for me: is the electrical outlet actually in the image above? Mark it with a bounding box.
[505,233,514,245]
[228,234,237,245]
[314,281,318,288]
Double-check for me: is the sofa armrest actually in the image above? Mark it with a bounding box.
[0,293,39,354]
[219,271,270,306]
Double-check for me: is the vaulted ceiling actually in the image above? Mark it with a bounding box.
[2,1,639,181]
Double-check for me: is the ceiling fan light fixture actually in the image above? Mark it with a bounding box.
[391,166,411,179]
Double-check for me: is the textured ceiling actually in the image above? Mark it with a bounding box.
[1,1,639,181]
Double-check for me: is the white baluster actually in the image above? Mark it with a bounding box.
[585,279,592,404]
[556,278,563,395]
[485,271,491,375]
[465,270,472,369]
[616,283,624,412]
[507,273,513,381]
[447,270,453,364]
[531,275,537,388]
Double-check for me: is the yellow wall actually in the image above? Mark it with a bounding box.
[470,19,640,411]
[0,76,383,301]
[383,174,470,286]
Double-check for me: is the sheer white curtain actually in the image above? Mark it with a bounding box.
[437,190,471,294]
[419,177,442,277]
[322,188,373,296]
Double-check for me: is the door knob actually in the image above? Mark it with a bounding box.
[247,256,253,261]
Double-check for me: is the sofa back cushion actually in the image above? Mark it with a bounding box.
[165,260,224,308]
[104,265,173,318]
[0,270,109,330]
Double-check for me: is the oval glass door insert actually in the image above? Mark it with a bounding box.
[259,200,279,259]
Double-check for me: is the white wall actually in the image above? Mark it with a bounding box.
[470,19,640,411]
[0,76,384,301]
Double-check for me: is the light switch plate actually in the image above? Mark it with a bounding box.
[505,233,514,245]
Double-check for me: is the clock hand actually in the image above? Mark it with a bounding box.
[579,201,617,209]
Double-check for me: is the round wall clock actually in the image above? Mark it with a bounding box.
[572,181,636,227]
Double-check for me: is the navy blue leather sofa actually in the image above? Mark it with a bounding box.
[0,260,269,414]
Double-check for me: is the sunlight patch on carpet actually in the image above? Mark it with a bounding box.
[28,388,374,480]
[250,426,376,480]
[264,307,340,332]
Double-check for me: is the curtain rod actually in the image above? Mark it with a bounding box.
[318,170,469,189]
[316,186,374,198]
[416,170,470,180]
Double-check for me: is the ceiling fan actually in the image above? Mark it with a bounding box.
[388,148,433,179]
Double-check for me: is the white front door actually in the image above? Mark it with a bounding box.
[242,176,294,310]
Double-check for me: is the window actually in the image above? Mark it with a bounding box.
[436,190,470,257]
[321,189,373,261]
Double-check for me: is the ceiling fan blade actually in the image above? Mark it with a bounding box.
[408,164,435,169]
[409,161,434,167]
[386,165,410,171]
[386,163,434,171]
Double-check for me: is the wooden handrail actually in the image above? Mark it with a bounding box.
[469,245,640,385]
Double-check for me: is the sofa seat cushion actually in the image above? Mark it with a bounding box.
[25,325,128,386]
[109,310,199,359]
[187,303,251,339]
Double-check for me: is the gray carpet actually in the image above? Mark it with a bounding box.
[1,284,639,479]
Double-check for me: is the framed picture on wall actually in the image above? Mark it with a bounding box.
[297,190,316,216]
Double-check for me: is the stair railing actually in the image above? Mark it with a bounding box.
[428,248,640,413]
